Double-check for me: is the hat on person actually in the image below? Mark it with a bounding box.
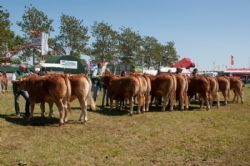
[19,64,26,70]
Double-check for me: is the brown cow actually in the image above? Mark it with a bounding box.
[188,76,210,110]
[207,76,220,108]
[67,74,96,123]
[130,73,151,112]
[229,77,244,104]
[175,74,189,110]
[150,74,177,111]
[13,74,71,126]
[40,73,96,124]
[102,75,141,115]
[143,74,152,112]
[216,76,230,105]
[0,73,8,93]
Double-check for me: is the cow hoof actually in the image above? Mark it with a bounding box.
[129,113,133,116]
[48,114,54,118]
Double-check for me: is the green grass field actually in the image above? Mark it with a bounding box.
[0,86,250,165]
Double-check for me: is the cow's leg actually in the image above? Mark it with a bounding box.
[129,97,134,115]
[232,90,237,103]
[179,93,184,110]
[55,100,65,126]
[83,99,88,123]
[150,95,154,107]
[236,89,243,104]
[142,95,146,113]
[222,91,227,105]
[200,97,204,109]
[110,97,113,111]
[145,94,148,111]
[162,96,168,111]
[209,93,213,108]
[115,100,119,110]
[40,102,45,118]
[138,95,145,113]
[145,94,150,112]
[79,100,83,121]
[63,102,68,123]
[28,102,35,120]
[48,102,54,118]
[170,93,174,111]
[205,93,210,110]
[215,92,220,109]
[79,98,88,124]
[184,93,189,110]
[134,96,137,105]
[240,90,244,104]
[137,95,141,114]
[102,88,106,107]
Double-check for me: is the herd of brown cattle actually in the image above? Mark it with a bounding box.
[101,73,244,114]
[1,71,244,126]
[12,73,95,126]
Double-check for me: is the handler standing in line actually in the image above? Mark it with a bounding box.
[12,64,30,117]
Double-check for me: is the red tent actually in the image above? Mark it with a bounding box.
[172,58,195,69]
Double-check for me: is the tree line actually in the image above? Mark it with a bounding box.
[0,5,179,68]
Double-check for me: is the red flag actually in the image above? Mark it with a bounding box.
[231,55,234,65]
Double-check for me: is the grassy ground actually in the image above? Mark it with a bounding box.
[0,86,250,165]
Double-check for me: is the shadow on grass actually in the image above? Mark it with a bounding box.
[90,106,131,116]
[0,113,59,126]
[71,106,81,110]
[91,104,204,116]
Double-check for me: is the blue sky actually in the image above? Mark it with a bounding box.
[1,0,250,70]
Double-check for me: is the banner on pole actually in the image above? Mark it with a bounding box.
[41,33,49,55]
[231,55,234,66]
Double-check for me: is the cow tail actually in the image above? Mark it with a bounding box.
[172,75,177,103]
[227,79,231,99]
[64,74,72,113]
[86,76,96,111]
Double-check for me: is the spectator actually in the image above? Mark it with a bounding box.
[92,63,103,102]
[176,67,183,74]
[121,70,126,77]
[192,68,198,76]
[12,64,30,117]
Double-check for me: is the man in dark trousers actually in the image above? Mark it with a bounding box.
[12,64,30,117]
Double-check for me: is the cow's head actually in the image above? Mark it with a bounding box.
[12,75,31,91]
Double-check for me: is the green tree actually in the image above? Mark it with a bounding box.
[0,5,11,57]
[118,27,142,65]
[57,14,89,57]
[17,5,53,63]
[17,5,54,36]
[142,36,164,68]
[91,21,118,63]
[48,38,65,55]
[0,6,25,64]
[163,41,179,66]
